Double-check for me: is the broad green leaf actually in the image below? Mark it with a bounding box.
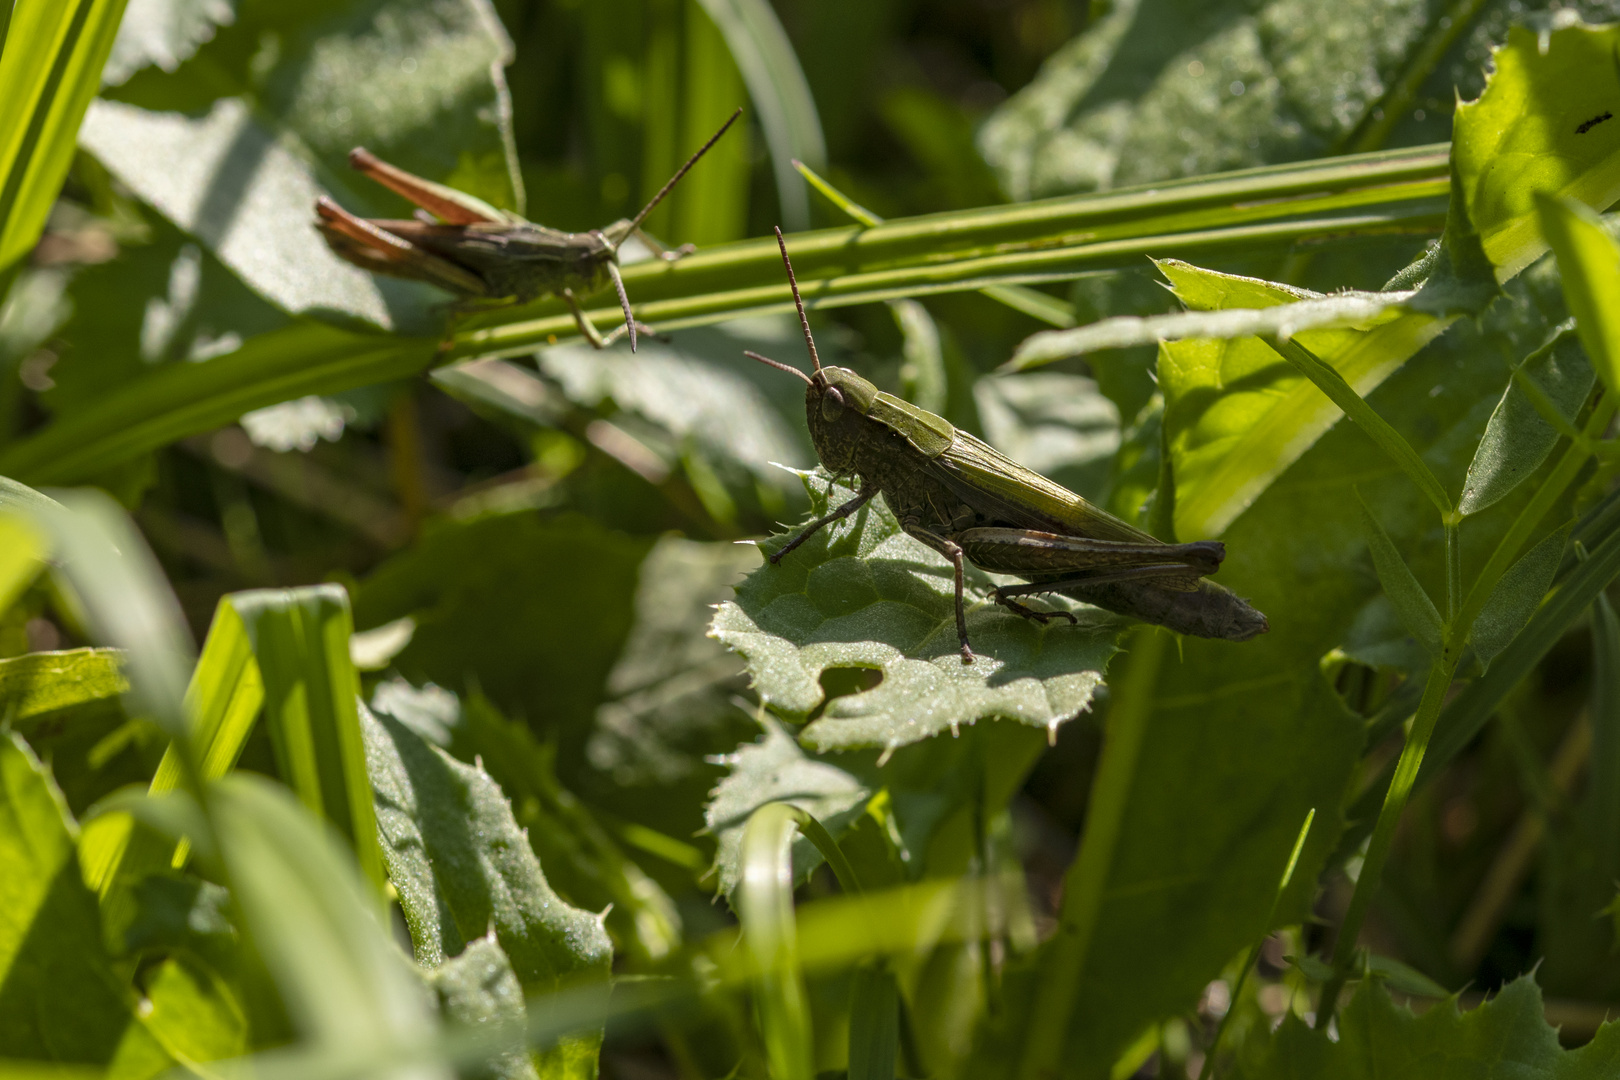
[128,956,247,1072]
[709,471,1125,755]
[1538,195,1620,398]
[0,648,128,729]
[80,0,520,329]
[1470,526,1567,668]
[102,0,235,86]
[978,0,1443,200]
[692,0,825,230]
[0,0,130,273]
[1458,25,1620,281]
[582,535,758,811]
[1358,494,1442,658]
[704,716,870,896]
[0,733,138,1061]
[104,872,235,970]
[1460,328,1593,515]
[231,584,384,894]
[1150,260,1447,540]
[425,933,536,1080]
[362,705,611,1077]
[1234,976,1620,1079]
[352,511,652,744]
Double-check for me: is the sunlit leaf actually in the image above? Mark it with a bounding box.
[709,471,1125,755]
[102,0,234,86]
[0,649,127,730]
[426,933,536,1080]
[1537,195,1620,399]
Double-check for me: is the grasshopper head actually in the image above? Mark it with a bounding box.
[804,366,878,471]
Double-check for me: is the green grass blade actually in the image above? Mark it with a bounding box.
[677,1,751,246]
[232,585,385,897]
[738,801,815,1080]
[0,0,130,272]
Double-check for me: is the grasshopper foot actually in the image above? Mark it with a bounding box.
[995,592,1079,627]
[959,642,976,663]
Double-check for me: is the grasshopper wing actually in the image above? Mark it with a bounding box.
[931,429,1159,544]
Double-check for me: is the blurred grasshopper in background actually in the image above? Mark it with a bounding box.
[315,108,742,352]
[746,228,1268,661]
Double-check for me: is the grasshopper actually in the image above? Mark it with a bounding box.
[315,108,742,352]
[745,228,1267,661]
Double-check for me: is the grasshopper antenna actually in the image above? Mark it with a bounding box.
[624,107,743,238]
[743,349,812,385]
[774,226,821,373]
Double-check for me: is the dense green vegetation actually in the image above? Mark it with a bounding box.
[9,1,1620,1077]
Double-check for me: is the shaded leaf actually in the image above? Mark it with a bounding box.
[1471,526,1567,669]
[362,705,611,1077]
[426,933,537,1080]
[704,716,870,897]
[1460,328,1593,515]
[1235,976,1620,1079]
[1358,494,1442,658]
[352,511,652,752]
[709,471,1125,755]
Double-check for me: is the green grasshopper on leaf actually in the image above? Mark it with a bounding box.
[746,228,1268,661]
[315,108,741,353]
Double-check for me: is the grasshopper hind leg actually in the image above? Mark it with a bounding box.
[995,594,1079,627]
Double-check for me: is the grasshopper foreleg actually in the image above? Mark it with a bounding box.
[770,481,878,565]
[561,289,658,351]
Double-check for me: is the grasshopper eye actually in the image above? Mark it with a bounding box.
[821,386,846,421]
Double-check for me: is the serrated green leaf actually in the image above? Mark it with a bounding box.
[80,0,519,330]
[1538,195,1620,400]
[1460,329,1593,515]
[1234,976,1620,1079]
[362,706,611,1078]
[1357,493,1442,658]
[426,934,537,1080]
[0,648,128,729]
[710,472,1125,754]
[1471,526,1567,668]
[703,716,870,897]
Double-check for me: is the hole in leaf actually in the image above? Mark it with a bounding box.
[818,666,883,702]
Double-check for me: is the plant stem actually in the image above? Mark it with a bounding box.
[1317,650,1459,1027]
